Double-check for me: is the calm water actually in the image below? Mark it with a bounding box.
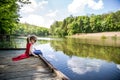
[1,37,120,80]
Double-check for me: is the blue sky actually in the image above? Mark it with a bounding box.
[20,0,120,28]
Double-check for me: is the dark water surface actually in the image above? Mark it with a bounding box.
[1,37,120,80]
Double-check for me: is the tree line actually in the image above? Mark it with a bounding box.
[13,23,49,36]
[50,10,120,37]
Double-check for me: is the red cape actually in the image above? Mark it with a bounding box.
[12,43,31,61]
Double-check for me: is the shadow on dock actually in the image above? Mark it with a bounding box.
[0,49,69,80]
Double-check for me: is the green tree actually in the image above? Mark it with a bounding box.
[0,0,19,34]
[50,10,120,37]
[61,19,68,36]
[77,16,84,33]
[83,16,91,33]
[67,21,78,35]
[14,23,49,36]
[0,0,30,35]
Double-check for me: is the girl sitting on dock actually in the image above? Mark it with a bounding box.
[12,35,42,61]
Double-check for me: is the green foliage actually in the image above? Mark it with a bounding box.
[0,0,30,35]
[111,35,117,40]
[0,0,19,34]
[101,35,107,39]
[13,23,49,36]
[50,10,120,37]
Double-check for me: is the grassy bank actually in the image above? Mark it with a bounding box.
[68,32,120,40]
[67,32,120,47]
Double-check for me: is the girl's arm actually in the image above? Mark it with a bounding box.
[29,45,38,57]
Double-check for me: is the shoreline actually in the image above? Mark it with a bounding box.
[68,32,120,40]
[67,32,120,47]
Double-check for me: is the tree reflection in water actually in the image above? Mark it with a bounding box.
[50,38,120,64]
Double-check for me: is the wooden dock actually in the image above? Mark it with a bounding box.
[0,50,69,80]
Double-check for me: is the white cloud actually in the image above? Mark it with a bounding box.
[68,0,104,13]
[67,56,102,74]
[19,0,51,28]
[38,0,48,9]
[44,19,54,27]
[20,14,55,28]
[20,14,44,26]
[46,54,58,61]
[44,10,60,27]
[46,10,59,17]
[87,0,103,10]
[20,0,48,13]
[68,0,88,13]
[117,64,120,70]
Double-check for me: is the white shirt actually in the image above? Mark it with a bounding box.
[29,44,37,56]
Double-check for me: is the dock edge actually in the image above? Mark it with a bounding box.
[38,54,69,80]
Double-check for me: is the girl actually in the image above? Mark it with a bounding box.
[12,35,42,61]
[29,35,39,57]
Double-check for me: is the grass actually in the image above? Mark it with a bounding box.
[111,35,117,40]
[101,35,107,39]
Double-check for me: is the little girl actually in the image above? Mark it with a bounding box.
[29,35,39,57]
[12,35,42,61]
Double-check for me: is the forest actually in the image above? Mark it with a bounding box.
[50,10,120,37]
[14,23,49,36]
[0,0,49,37]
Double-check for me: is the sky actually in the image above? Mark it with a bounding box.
[19,0,120,28]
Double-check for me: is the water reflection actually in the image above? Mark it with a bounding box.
[46,54,58,62]
[0,38,50,48]
[50,38,120,64]
[0,39,18,48]
[67,56,101,75]
[117,64,120,70]
[38,40,120,80]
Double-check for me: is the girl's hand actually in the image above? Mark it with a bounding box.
[33,55,38,57]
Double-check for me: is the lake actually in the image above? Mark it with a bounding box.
[0,37,120,80]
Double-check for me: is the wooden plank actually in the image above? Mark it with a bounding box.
[0,48,26,50]
[0,50,57,80]
[0,49,69,80]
